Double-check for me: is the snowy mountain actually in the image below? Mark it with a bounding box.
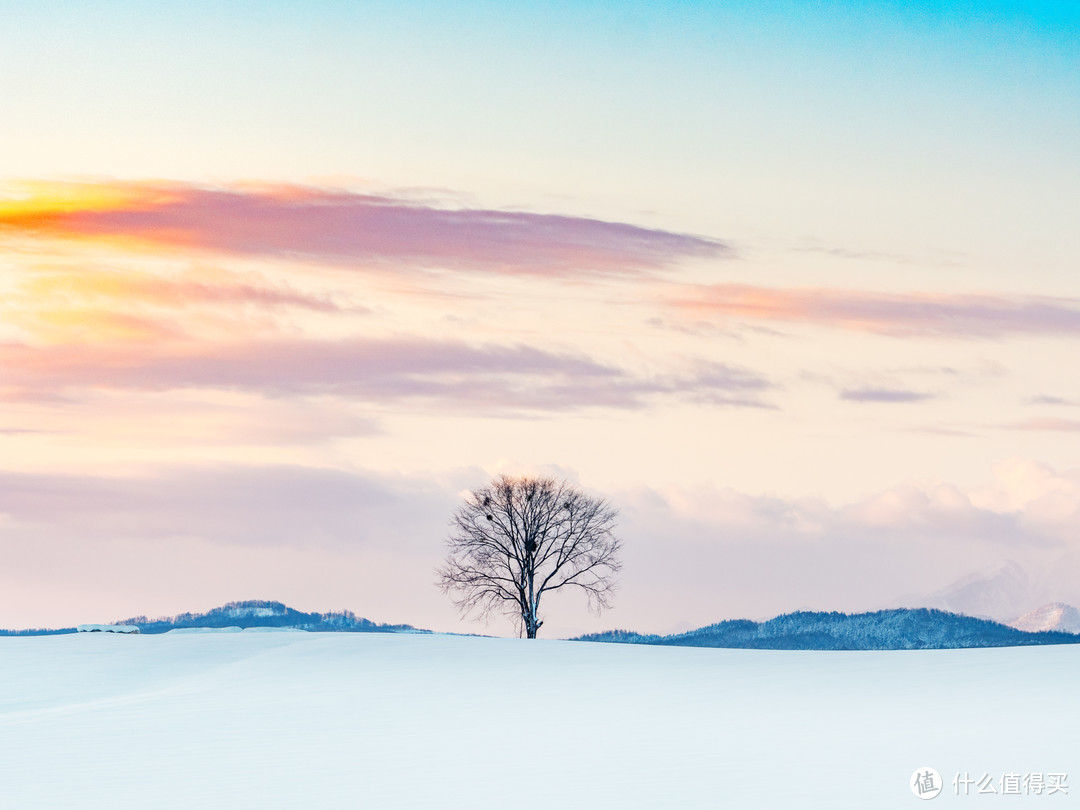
[1008,603,1080,634]
[576,607,1080,650]
[890,560,1042,621]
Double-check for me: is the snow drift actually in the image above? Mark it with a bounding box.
[1,632,1075,809]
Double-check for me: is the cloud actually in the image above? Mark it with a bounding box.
[1026,395,1079,406]
[672,284,1080,338]
[0,465,457,551]
[0,337,773,413]
[22,268,349,314]
[1008,418,1080,432]
[0,180,729,277]
[839,388,934,403]
[0,464,467,629]
[2,263,364,348]
[609,464,1080,628]
[651,361,776,408]
[4,459,1080,632]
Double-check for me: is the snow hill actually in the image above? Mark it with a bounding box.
[6,603,1079,649]
[117,599,425,634]
[1009,602,1080,634]
[0,600,424,636]
[576,608,1080,649]
[1,632,1076,809]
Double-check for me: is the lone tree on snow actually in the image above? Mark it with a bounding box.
[438,475,621,639]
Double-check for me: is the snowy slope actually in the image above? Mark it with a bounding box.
[0,633,1076,809]
[1010,603,1080,634]
[893,560,1040,620]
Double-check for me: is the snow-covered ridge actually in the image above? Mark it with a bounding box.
[1009,602,1080,634]
[577,607,1080,650]
[110,600,425,635]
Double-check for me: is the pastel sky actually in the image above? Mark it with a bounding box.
[2,1,1079,635]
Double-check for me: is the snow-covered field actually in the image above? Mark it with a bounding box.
[0,633,1075,809]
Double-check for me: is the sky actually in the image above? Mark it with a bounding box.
[1,1,1079,636]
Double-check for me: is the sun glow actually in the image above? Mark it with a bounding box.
[0,180,150,223]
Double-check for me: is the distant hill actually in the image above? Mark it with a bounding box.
[1008,603,1080,634]
[0,626,77,637]
[575,608,1080,650]
[9,603,1080,647]
[1,600,427,636]
[117,600,428,634]
[888,560,1044,621]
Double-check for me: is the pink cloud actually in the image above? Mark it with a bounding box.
[6,463,1080,632]
[840,388,934,403]
[0,338,773,412]
[64,274,349,314]
[673,284,1080,338]
[1,181,728,277]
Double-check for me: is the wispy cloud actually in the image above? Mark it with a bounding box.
[1008,418,1080,432]
[5,459,1080,631]
[656,361,776,408]
[3,263,362,348]
[1026,395,1079,407]
[0,180,729,277]
[840,388,934,403]
[0,465,450,550]
[22,268,348,314]
[0,338,773,413]
[673,284,1080,338]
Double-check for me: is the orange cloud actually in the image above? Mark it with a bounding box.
[23,308,181,344]
[673,284,1080,338]
[0,180,149,223]
[0,180,727,277]
[2,261,356,348]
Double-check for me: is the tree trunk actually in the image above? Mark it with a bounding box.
[525,550,539,638]
[524,615,542,638]
[522,602,542,639]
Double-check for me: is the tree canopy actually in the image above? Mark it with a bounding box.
[438,475,621,638]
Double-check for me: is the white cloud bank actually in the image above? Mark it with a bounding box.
[2,460,1079,636]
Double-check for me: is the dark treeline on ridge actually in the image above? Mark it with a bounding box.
[5,605,1080,649]
[574,608,1080,650]
[0,600,424,636]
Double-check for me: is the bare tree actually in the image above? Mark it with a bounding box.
[438,475,621,638]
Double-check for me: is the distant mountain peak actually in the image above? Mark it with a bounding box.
[1009,603,1080,634]
[891,559,1040,621]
